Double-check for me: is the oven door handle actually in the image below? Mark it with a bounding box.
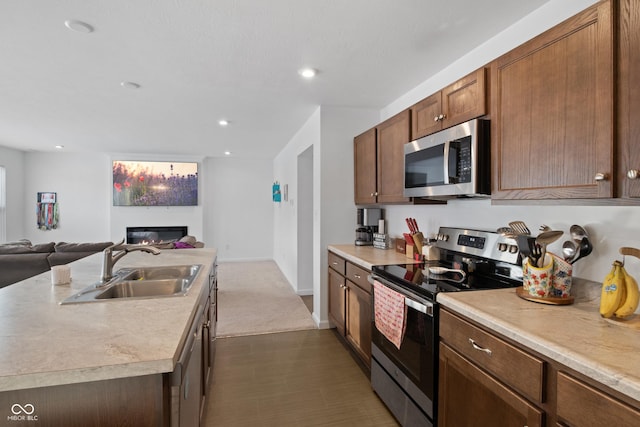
[404,297,432,316]
[369,274,434,317]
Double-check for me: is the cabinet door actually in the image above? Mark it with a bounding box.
[557,372,640,427]
[439,343,544,427]
[376,110,411,204]
[354,128,378,204]
[328,267,346,336]
[346,280,372,367]
[441,68,486,130]
[492,0,614,200]
[411,92,443,140]
[618,0,640,198]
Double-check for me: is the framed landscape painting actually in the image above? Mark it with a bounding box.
[112,161,198,206]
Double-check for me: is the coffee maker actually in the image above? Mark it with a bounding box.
[355,208,382,246]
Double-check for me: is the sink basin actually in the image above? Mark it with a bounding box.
[95,279,188,299]
[117,265,200,281]
[60,264,202,304]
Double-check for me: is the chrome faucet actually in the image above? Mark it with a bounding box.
[100,239,161,283]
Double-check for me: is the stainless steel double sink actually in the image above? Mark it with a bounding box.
[60,264,202,304]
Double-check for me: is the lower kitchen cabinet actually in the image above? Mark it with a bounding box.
[328,250,372,368]
[439,343,544,427]
[439,309,544,427]
[439,308,640,427]
[556,371,640,427]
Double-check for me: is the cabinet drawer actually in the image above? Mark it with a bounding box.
[557,372,640,427]
[439,310,544,403]
[345,262,371,293]
[328,252,346,275]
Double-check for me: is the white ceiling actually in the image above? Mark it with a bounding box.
[0,0,551,158]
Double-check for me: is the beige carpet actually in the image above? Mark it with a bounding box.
[216,261,316,337]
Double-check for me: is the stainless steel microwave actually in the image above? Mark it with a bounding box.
[403,119,490,199]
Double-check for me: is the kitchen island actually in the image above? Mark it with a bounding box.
[0,247,217,426]
[437,282,640,425]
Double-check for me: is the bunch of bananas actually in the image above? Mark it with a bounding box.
[600,260,640,319]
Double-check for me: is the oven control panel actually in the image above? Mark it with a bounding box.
[435,227,520,264]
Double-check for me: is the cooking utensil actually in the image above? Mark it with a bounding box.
[405,218,414,233]
[509,221,531,235]
[569,224,589,241]
[515,235,533,259]
[539,224,551,232]
[535,230,563,267]
[497,227,515,238]
[428,266,466,278]
[411,218,420,233]
[562,240,579,262]
[570,236,593,264]
[529,242,544,268]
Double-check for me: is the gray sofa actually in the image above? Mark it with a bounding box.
[0,240,113,288]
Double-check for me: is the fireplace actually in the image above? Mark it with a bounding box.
[126,226,188,244]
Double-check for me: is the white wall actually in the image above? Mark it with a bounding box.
[0,146,25,242]
[380,0,635,283]
[22,152,111,243]
[204,156,274,261]
[274,108,321,290]
[381,0,599,121]
[273,106,379,326]
[3,148,275,262]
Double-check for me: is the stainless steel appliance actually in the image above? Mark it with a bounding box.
[369,227,523,426]
[355,208,382,246]
[404,119,490,199]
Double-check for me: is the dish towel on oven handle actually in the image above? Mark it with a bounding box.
[373,280,407,350]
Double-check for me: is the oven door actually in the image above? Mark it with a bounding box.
[370,274,437,420]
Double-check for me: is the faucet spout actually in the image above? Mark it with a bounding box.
[100,240,161,283]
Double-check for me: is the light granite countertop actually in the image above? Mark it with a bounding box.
[0,248,217,392]
[328,244,420,270]
[438,284,640,403]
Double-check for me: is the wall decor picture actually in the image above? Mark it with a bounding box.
[112,161,198,206]
[37,192,59,230]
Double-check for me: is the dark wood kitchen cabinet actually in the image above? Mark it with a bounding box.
[556,371,640,427]
[439,309,545,427]
[354,110,411,205]
[491,0,614,200]
[439,307,640,427]
[328,252,346,336]
[354,127,378,205]
[327,250,372,368]
[439,344,544,427]
[411,68,487,140]
[617,0,640,199]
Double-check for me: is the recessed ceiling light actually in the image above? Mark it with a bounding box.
[120,81,141,89]
[64,20,94,34]
[55,145,64,149]
[218,119,229,126]
[224,151,232,156]
[298,68,317,79]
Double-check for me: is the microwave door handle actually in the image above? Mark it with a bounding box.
[443,140,450,184]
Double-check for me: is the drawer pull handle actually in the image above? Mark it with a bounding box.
[469,338,492,356]
[354,274,361,279]
[332,262,338,265]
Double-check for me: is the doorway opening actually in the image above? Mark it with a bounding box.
[297,146,314,312]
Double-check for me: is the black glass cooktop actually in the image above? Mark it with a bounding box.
[372,262,521,301]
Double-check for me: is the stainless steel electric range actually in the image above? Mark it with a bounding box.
[369,226,524,427]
